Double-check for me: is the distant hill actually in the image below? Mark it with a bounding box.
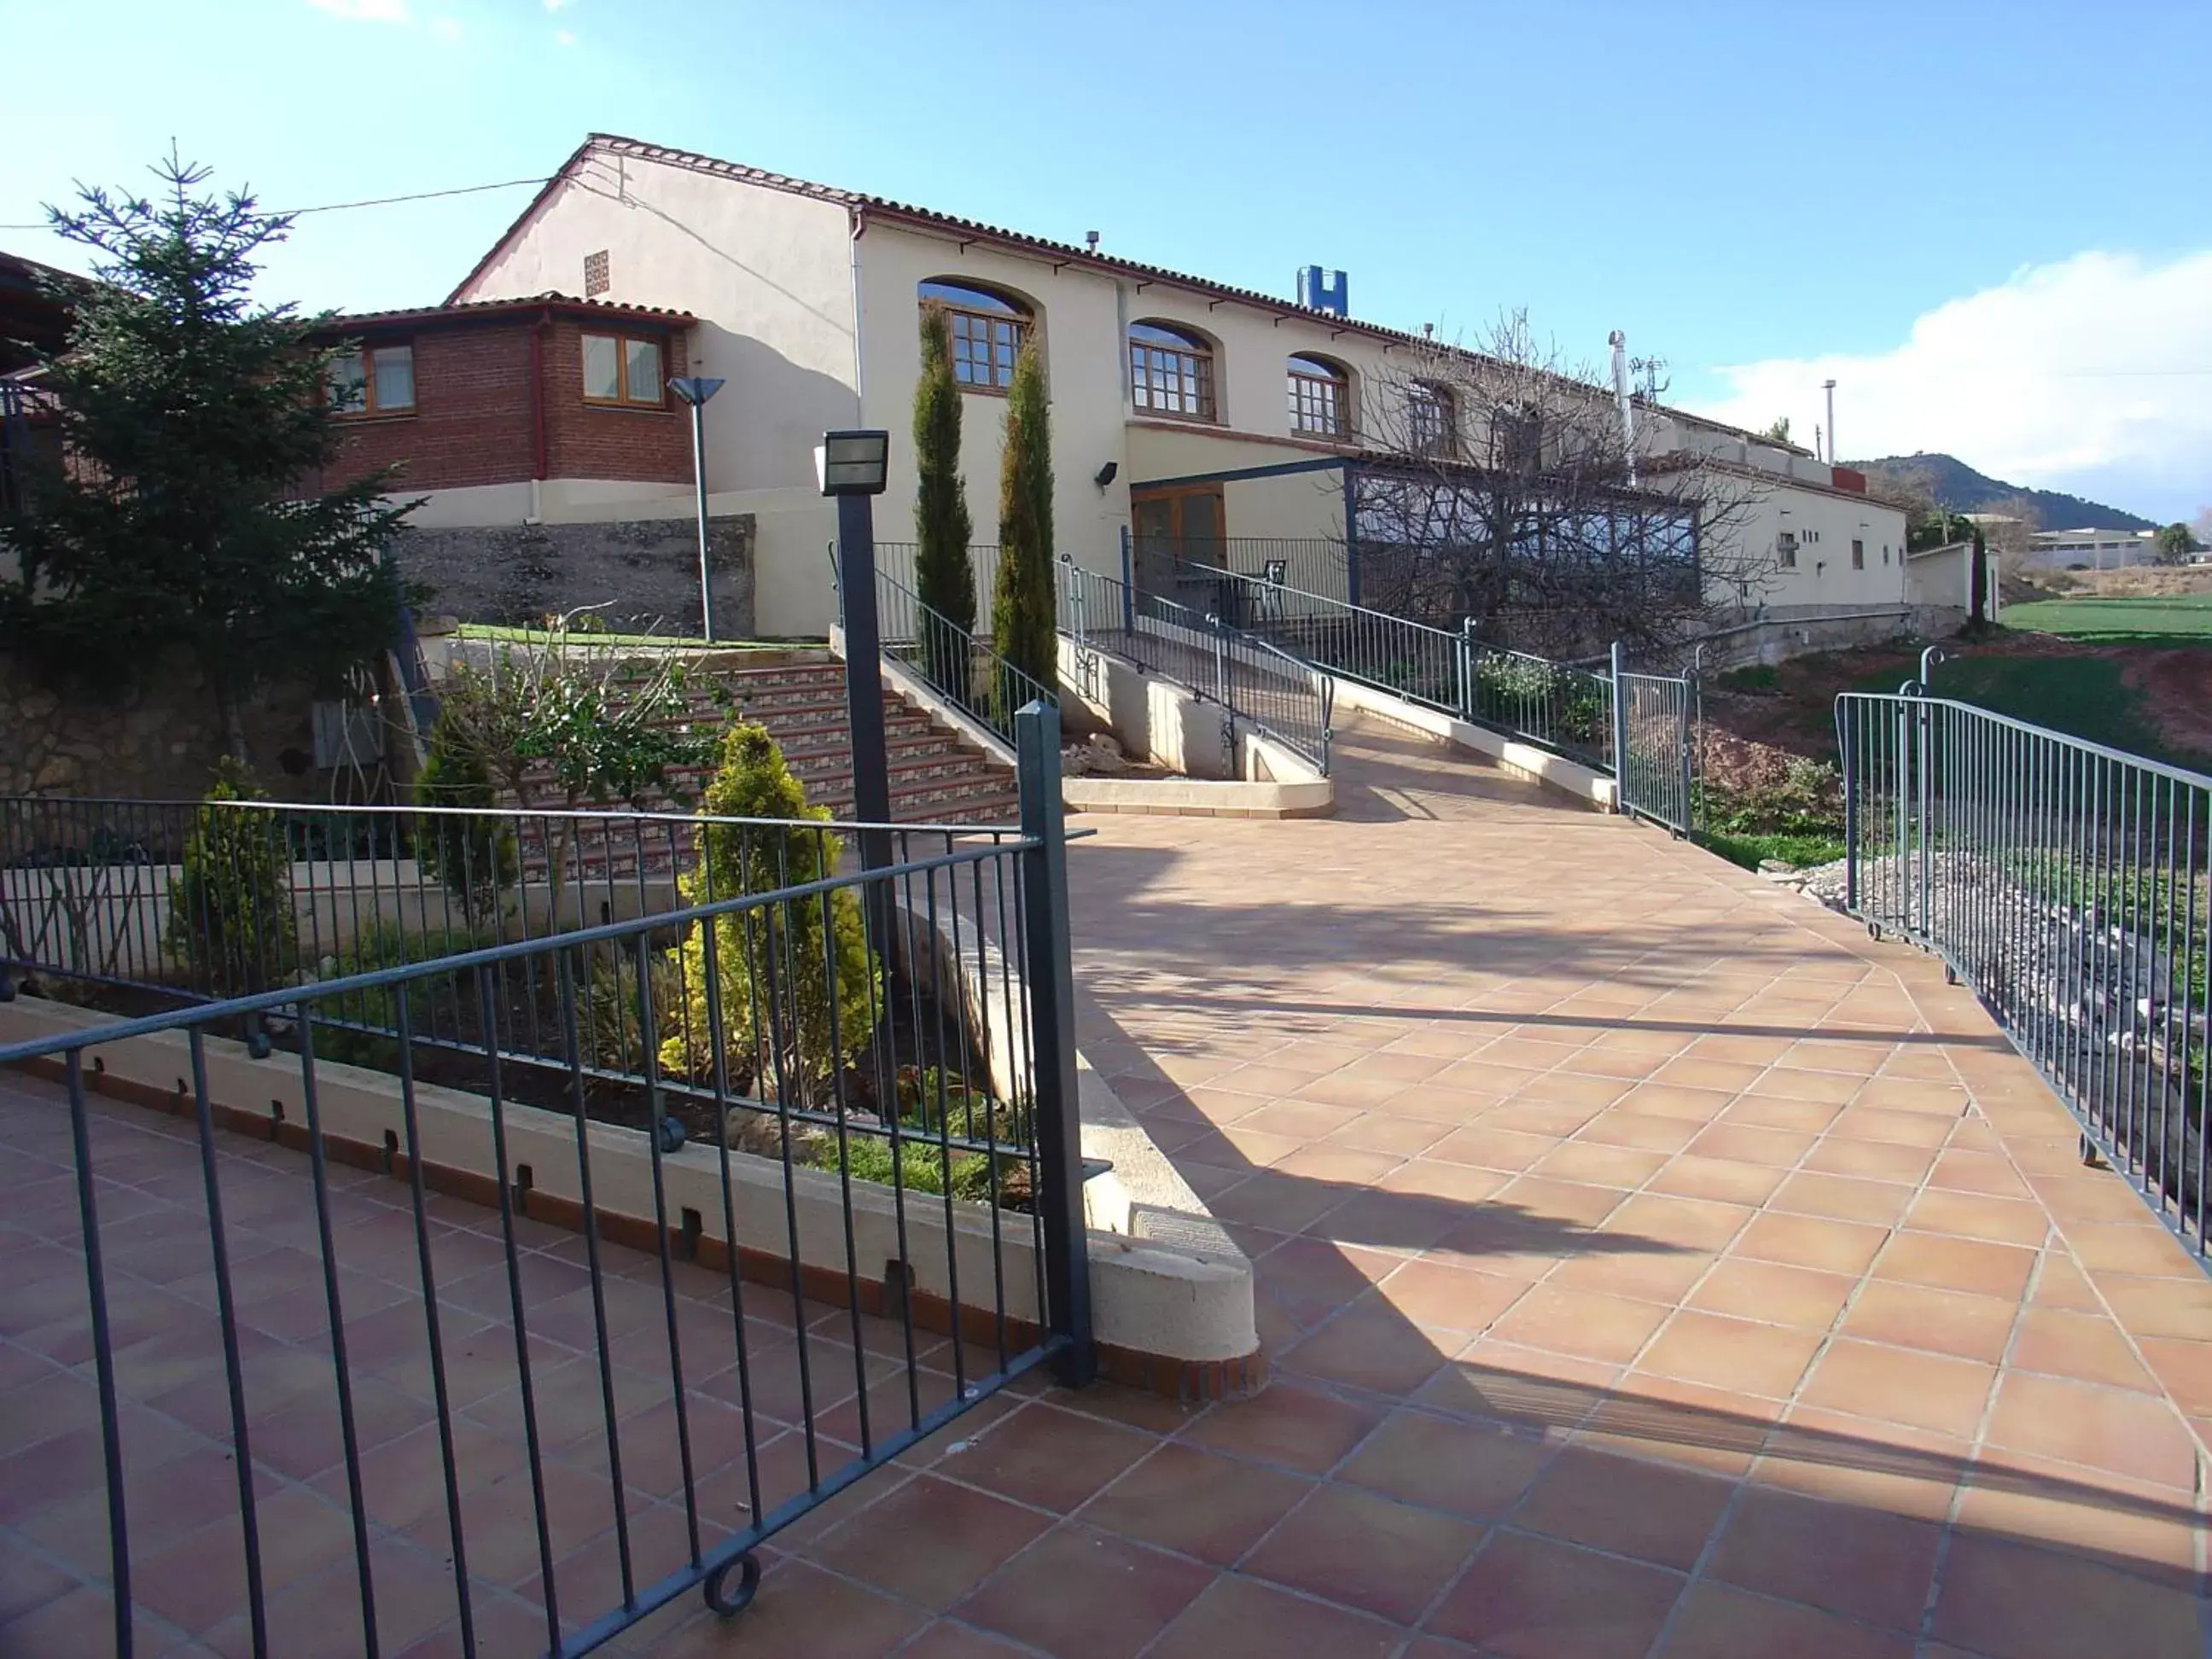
[1848,453,2158,533]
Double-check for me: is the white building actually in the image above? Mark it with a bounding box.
[433,133,1906,637]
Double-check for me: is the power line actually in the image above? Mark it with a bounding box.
[0,174,549,232]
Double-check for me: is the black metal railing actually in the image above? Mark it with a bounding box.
[0,702,1094,1656]
[1057,556,1334,776]
[1837,690,2212,1254]
[871,564,1056,749]
[872,541,1003,641]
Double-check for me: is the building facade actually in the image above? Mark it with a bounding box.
[417,134,1903,637]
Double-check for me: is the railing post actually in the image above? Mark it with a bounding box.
[1841,702,1860,914]
[1458,620,1474,724]
[1015,700,1094,1386]
[1609,641,1629,813]
[1341,467,1361,608]
[1119,526,1137,636]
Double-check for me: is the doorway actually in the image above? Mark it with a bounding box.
[1131,483,1224,595]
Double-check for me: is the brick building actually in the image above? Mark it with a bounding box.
[306,293,697,509]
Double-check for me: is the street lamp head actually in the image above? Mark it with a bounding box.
[816,428,890,497]
[667,375,725,407]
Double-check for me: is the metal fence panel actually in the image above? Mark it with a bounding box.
[1837,690,2212,1254]
[1615,669,1695,835]
[0,705,1091,1652]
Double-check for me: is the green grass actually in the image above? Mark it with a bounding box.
[454,624,817,650]
[1696,830,1846,872]
[1850,654,2187,766]
[2000,594,2212,644]
[1714,664,1781,693]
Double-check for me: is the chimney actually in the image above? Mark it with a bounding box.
[1609,329,1638,485]
[1298,266,1349,317]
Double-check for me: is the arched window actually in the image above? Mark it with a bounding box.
[1129,321,1217,422]
[1406,381,1456,457]
[1287,354,1350,438]
[918,279,1031,392]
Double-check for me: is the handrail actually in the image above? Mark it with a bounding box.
[872,562,1057,748]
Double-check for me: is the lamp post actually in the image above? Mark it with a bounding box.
[669,375,725,641]
[818,429,895,934]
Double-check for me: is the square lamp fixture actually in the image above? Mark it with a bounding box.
[816,428,890,496]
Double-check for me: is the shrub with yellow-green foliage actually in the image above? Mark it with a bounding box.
[164,756,297,997]
[657,722,880,1101]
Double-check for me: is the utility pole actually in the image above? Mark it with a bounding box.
[1822,379,1837,466]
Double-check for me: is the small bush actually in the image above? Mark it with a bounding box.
[1697,830,1847,872]
[311,919,488,1069]
[413,712,517,922]
[1699,755,1843,838]
[585,948,685,1075]
[165,758,297,997]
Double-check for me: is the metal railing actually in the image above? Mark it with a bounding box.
[871,563,1056,749]
[873,541,1003,638]
[1140,534,1350,607]
[1837,690,2212,1254]
[1171,559,1613,771]
[0,702,1093,1655]
[1614,652,1697,835]
[1058,556,1334,776]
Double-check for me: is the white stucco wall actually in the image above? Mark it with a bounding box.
[1709,479,1909,612]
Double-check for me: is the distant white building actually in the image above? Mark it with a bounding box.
[1969,515,2156,572]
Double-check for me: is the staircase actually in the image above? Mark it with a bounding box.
[509,649,1020,831]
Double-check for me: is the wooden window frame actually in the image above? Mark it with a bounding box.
[1406,382,1457,457]
[1130,323,1218,424]
[581,330,669,410]
[330,341,416,419]
[1287,356,1350,439]
[921,282,1030,394]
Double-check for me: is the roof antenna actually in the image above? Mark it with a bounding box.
[1085,230,1100,253]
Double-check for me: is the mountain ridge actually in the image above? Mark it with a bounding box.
[1846,454,2158,533]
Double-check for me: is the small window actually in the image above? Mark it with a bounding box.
[584,248,610,298]
[1493,406,1542,472]
[1129,321,1217,422]
[329,343,415,416]
[1778,531,1798,569]
[920,280,1030,392]
[1851,538,1865,569]
[1287,354,1349,438]
[582,332,665,409]
[1407,381,1457,457]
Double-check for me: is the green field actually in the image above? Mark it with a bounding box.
[1851,654,2184,765]
[2000,594,2212,644]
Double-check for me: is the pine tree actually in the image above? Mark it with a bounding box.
[912,301,975,701]
[1,151,414,760]
[991,337,1057,701]
[659,722,880,1102]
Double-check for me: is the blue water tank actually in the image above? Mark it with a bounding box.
[1298,266,1349,317]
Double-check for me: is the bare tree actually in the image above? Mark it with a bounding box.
[1973,493,2042,562]
[1350,311,1766,658]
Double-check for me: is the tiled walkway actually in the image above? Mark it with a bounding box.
[8,713,2212,1657]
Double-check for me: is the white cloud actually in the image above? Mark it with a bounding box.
[429,13,460,35]
[1694,249,2212,516]
[553,25,576,44]
[544,0,573,9]
[308,0,410,19]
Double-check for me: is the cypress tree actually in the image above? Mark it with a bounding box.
[911,300,975,701]
[991,337,1057,700]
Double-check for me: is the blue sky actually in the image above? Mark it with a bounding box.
[5,0,2208,521]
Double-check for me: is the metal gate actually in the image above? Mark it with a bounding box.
[1610,649,1697,834]
[0,706,1092,1657]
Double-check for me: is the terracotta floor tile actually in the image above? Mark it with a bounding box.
[1372,1259,1532,1336]
[1602,1195,1755,1251]
[1544,1249,1717,1307]
[1423,1529,1684,1658]
[1797,1340,1999,1439]
[1931,1531,2207,1659]
[1654,1582,1915,1659]
[1748,1066,1865,1105]
[1485,1286,1670,1365]
[1904,1189,2052,1249]
[1719,1094,1845,1134]
[806,1473,1049,1611]
[1324,1114,1456,1157]
[1706,1483,1941,1631]
[1755,1405,1970,1522]
[1928,1150,2035,1199]
[1336,1408,1557,1521]
[1633,1312,1824,1400]
[2069,1222,2207,1279]
[1243,1482,1484,1625]
[1682,1124,1818,1169]
[1279,1308,1454,1397]
[1507,1442,1734,1570]
[1872,1231,2040,1300]
[941,1400,1155,1513]
[1685,1258,1855,1330]
[1375,1159,1514,1207]
[1838,1281,2022,1364]
[1730,1211,1890,1275]
[1144,1571,1402,1659]
[1982,1371,2201,1490]
[1653,1057,1769,1095]
[1644,1155,1787,1207]
[1959,1449,2203,1591]
[1178,1380,1380,1475]
[2134,1335,2212,1417]
[1426,1126,1565,1174]
[1529,1141,1669,1190]
[1614,1082,1738,1123]
[1575,1112,1703,1154]
[1769,1171,1918,1227]
[1802,1135,1941,1184]
[2007,1308,2158,1392]
[2095,1272,2212,1341]
[1078,1441,1310,1565]
[954,1525,1213,1659]
[1828,1103,1962,1145]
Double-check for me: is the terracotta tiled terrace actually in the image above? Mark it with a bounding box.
[7,713,2212,1657]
